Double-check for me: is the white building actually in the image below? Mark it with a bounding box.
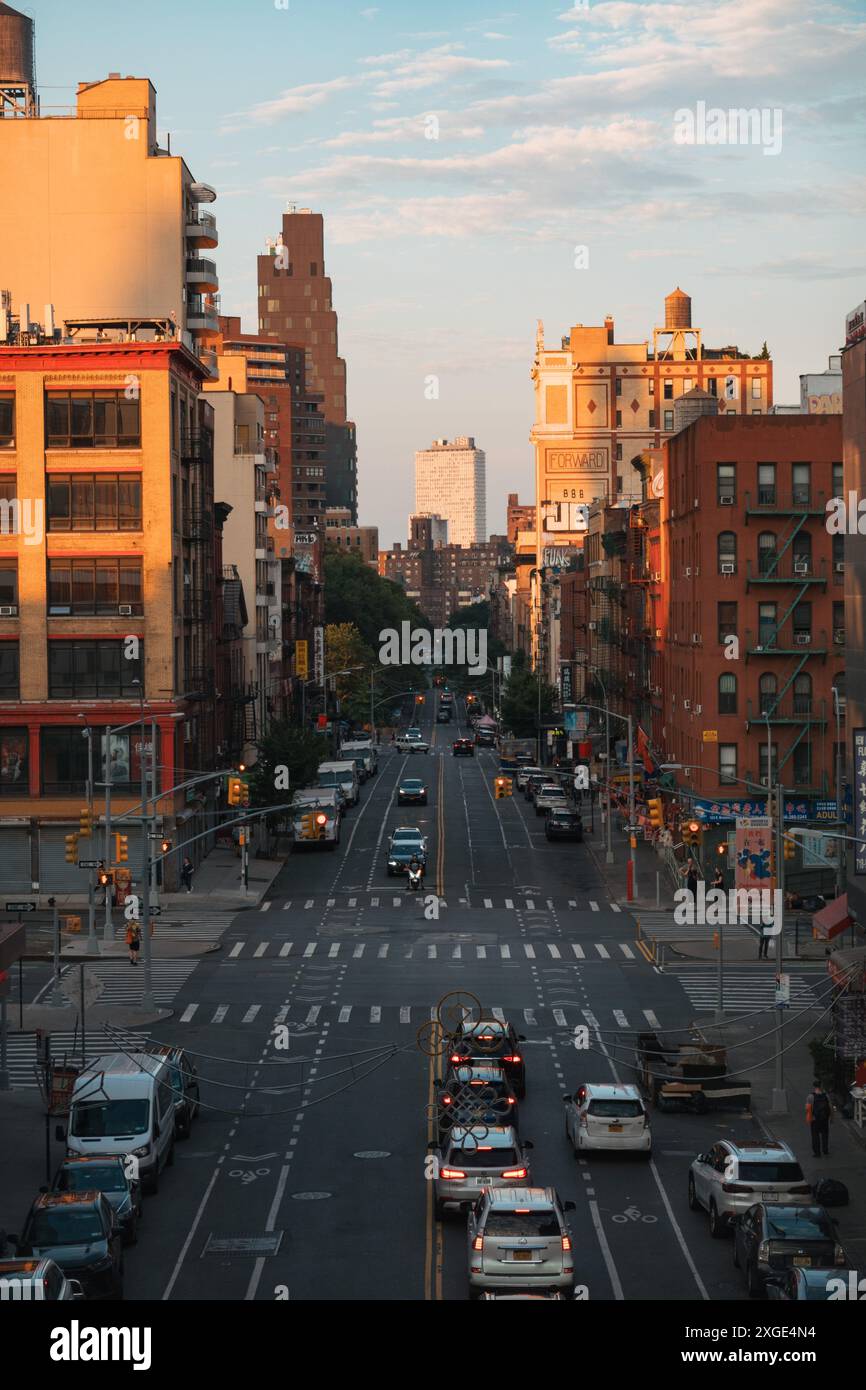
[414,436,486,547]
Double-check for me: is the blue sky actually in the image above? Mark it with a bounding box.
[32,0,866,546]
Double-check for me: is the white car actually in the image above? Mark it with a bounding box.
[688,1140,813,1237]
[396,730,429,753]
[563,1083,651,1155]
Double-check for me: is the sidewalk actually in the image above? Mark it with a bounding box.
[32,845,286,914]
[584,809,675,910]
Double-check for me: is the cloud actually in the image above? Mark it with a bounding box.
[483,32,511,40]
[360,6,379,17]
[321,115,485,148]
[223,74,364,128]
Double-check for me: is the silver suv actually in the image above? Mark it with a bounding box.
[688,1140,812,1236]
[467,1186,576,1296]
[432,1126,533,1218]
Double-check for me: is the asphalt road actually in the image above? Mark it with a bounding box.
[77,699,777,1301]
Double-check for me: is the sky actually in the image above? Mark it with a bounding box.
[30,0,866,547]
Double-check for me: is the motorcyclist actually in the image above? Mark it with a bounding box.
[407,853,424,886]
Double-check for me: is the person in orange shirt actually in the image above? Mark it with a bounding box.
[126,921,141,966]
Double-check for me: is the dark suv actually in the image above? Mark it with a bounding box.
[150,1045,200,1140]
[436,1064,520,1138]
[449,1016,527,1097]
[13,1192,124,1299]
[452,739,474,757]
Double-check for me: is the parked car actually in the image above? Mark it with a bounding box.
[563,1082,651,1156]
[546,808,583,842]
[467,1187,576,1296]
[0,1256,85,1301]
[431,1125,533,1218]
[688,1140,813,1237]
[149,1044,200,1140]
[51,1155,142,1246]
[732,1203,848,1297]
[12,1192,124,1299]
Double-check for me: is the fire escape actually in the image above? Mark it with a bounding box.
[181,427,216,773]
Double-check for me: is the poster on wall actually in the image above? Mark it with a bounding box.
[854,729,866,874]
[0,730,27,787]
[735,816,774,891]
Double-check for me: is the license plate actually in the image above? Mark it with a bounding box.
[764,1192,780,1201]
[608,1124,623,1132]
[793,1257,811,1268]
[512,1250,533,1262]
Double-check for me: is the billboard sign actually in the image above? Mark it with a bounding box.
[846,302,866,347]
[735,816,774,891]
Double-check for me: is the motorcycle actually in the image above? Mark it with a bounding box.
[407,865,424,892]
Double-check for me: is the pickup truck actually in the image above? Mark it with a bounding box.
[395,730,429,754]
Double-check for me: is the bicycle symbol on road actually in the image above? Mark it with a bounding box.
[612,1206,657,1224]
[229,1168,270,1185]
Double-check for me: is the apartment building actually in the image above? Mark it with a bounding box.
[379,518,510,627]
[843,300,866,927]
[415,438,486,548]
[324,507,378,566]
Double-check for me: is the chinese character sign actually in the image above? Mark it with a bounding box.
[854,730,866,874]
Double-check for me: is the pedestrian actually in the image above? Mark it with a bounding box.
[806,1080,832,1157]
[685,858,700,900]
[180,856,194,894]
[126,920,141,966]
[712,866,724,892]
[758,924,771,959]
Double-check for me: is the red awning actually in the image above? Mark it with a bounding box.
[813,893,852,942]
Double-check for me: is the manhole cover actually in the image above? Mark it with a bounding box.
[203,1234,283,1256]
[353,1150,390,1159]
[291,1191,332,1201]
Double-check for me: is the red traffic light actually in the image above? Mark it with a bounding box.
[315,813,327,826]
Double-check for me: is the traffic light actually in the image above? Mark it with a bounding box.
[228,776,242,806]
[784,834,797,861]
[98,869,114,887]
[681,819,702,846]
[79,806,92,837]
[115,833,128,863]
[160,838,172,855]
[415,694,424,705]
[646,797,663,830]
[717,842,728,856]
[315,811,328,839]
[494,776,513,799]
[65,832,79,863]
[240,781,250,808]
[299,813,315,840]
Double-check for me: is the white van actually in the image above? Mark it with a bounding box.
[63,1053,176,1194]
[317,760,360,806]
[340,740,377,779]
[290,789,341,847]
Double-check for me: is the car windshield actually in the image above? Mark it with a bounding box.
[740,1162,804,1183]
[27,1209,104,1246]
[70,1098,149,1138]
[765,1209,832,1239]
[551,811,577,822]
[401,782,424,790]
[587,1099,643,1118]
[57,1164,126,1194]
[454,1147,518,1168]
[484,1211,560,1237]
[392,830,422,842]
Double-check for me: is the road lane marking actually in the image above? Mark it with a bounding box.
[338,1006,352,1022]
[571,944,585,959]
[589,901,599,912]
[553,1008,567,1026]
[254,943,268,958]
[611,903,622,913]
[492,1007,506,1022]
[547,944,561,958]
[392,896,401,906]
[303,943,316,957]
[524,1008,536,1025]
[348,897,357,907]
[547,898,554,909]
[588,1199,624,1301]
[477,946,486,959]
[595,943,610,958]
[619,943,635,959]
[523,944,536,958]
[242,1005,260,1023]
[305,899,314,909]
[162,1164,222,1301]
[649,1159,710,1300]
[644,1009,661,1028]
[526,898,535,909]
[371,896,379,907]
[328,943,340,957]
[568,899,577,907]
[259,901,271,912]
[305,1006,320,1025]
[613,1009,629,1027]
[212,1005,228,1023]
[279,943,292,957]
[500,944,511,959]
[370,1006,381,1023]
[353,944,365,958]
[229,943,243,958]
[245,1161,293,1301]
[505,898,514,908]
[483,897,492,908]
[179,1004,198,1023]
[427,944,437,959]
[400,1006,410,1023]
[378,944,389,957]
[452,946,462,958]
[326,898,336,907]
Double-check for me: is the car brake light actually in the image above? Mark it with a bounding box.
[513,1209,530,1214]
[722,1183,753,1194]
[502,1055,522,1064]
[472,1235,483,1251]
[440,1168,466,1180]
[507,1097,516,1104]
[477,1145,493,1151]
[449,1054,461,1064]
[441,1095,451,1105]
[562,1236,572,1252]
[501,1168,527,1179]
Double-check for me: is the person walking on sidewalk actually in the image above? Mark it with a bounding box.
[684,858,700,901]
[712,866,724,892]
[180,856,194,894]
[806,1081,833,1156]
[758,922,772,959]
[126,921,141,966]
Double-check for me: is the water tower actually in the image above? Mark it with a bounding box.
[652,287,701,362]
[0,2,36,118]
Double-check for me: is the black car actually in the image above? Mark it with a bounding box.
[449,1016,527,1097]
[546,808,583,842]
[51,1156,142,1246]
[436,1064,519,1138]
[766,1267,865,1301]
[453,739,474,757]
[13,1192,124,1299]
[150,1044,200,1140]
[398,777,428,805]
[436,708,452,723]
[733,1203,847,1297]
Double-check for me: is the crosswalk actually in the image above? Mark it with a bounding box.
[668,968,823,1012]
[264,895,625,913]
[3,1030,149,1090]
[175,1002,665,1031]
[49,960,199,1007]
[223,938,640,962]
[635,910,758,942]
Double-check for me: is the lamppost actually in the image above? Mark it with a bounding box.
[831,685,845,898]
[76,716,99,955]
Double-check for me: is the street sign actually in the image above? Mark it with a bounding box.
[77,859,101,869]
[5,901,36,912]
[148,906,162,915]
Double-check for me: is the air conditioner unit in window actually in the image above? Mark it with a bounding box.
[685,567,691,577]
[588,621,596,631]
[794,562,808,575]
[0,605,18,617]
[655,628,662,638]
[795,633,811,645]
[118,604,133,616]
[695,704,702,715]
[833,629,845,643]
[835,561,845,573]
[719,494,735,505]
[720,562,735,574]
[683,699,690,709]
[692,633,701,644]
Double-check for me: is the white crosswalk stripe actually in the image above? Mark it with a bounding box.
[594,943,610,959]
[165,1002,682,1031]
[589,901,599,912]
[305,1006,320,1025]
[45,960,198,1009]
[338,1006,352,1022]
[262,893,627,914]
[279,942,292,957]
[524,944,536,958]
[242,1005,260,1023]
[500,945,511,959]
[484,898,493,909]
[524,1008,536,1025]
[613,1009,629,1027]
[572,944,585,959]
[212,1005,229,1023]
[553,1008,567,1026]
[254,943,268,958]
[328,943,340,957]
[3,1030,149,1088]
[670,969,821,1011]
[547,944,561,958]
[505,898,514,909]
[260,901,271,913]
[327,898,336,907]
[221,937,646,963]
[644,1009,661,1028]
[619,943,635,959]
[491,1008,506,1023]
[229,943,243,958]
[179,1004,198,1023]
[370,1006,381,1024]
[526,899,535,910]
[611,904,622,913]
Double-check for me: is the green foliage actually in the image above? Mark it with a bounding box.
[500,666,557,738]
[324,546,428,649]
[757,340,771,360]
[248,722,330,818]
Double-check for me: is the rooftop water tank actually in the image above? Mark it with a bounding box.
[665,287,692,330]
[0,2,35,87]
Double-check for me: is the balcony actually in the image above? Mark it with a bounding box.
[744,627,828,657]
[186,211,218,249]
[744,489,827,518]
[745,558,828,587]
[186,257,219,293]
[187,296,220,335]
[746,698,828,727]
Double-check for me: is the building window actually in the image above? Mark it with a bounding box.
[717,463,736,504]
[648,381,655,395]
[759,671,777,715]
[663,380,673,400]
[663,410,674,431]
[792,462,811,506]
[615,410,622,428]
[615,377,622,397]
[683,378,693,393]
[757,531,777,575]
[833,600,845,644]
[832,462,843,498]
[41,726,90,794]
[718,672,737,715]
[45,391,140,449]
[751,378,762,399]
[757,463,776,505]
[717,601,737,645]
[717,532,737,573]
[48,640,143,698]
[0,394,14,448]
[648,409,655,428]
[793,672,812,716]
[0,562,17,607]
[707,377,718,396]
[616,444,623,462]
[719,743,737,785]
[47,559,143,615]
[0,643,19,698]
[0,726,27,794]
[792,602,812,642]
[46,474,142,531]
[792,742,811,786]
[759,741,778,786]
[792,531,812,573]
[758,602,777,648]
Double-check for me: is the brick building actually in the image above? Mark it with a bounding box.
[379,519,512,627]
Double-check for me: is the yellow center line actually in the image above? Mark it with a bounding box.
[436,751,445,897]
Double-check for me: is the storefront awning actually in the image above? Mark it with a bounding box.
[814,893,852,941]
[827,944,866,993]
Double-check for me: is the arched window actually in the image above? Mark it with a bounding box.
[718,672,737,715]
[793,531,812,574]
[793,672,812,716]
[758,532,777,575]
[759,672,777,715]
[717,532,737,573]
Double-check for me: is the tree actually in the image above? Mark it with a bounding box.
[247,722,330,817]
[325,622,376,724]
[757,341,771,360]
[500,666,558,738]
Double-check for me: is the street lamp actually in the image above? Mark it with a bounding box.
[76,715,99,955]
